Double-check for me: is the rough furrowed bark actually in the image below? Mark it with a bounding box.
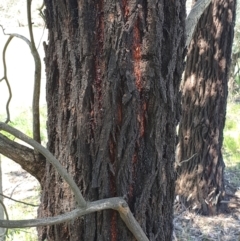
[40,0,185,240]
[176,0,236,215]
[0,122,150,241]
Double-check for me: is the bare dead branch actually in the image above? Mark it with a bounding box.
[175,153,198,168]
[0,122,86,208]
[186,0,212,47]
[27,0,41,144]
[0,197,149,241]
[0,193,39,208]
[0,28,13,123]
[37,25,46,50]
[0,133,45,183]
[0,0,42,144]
[0,25,41,145]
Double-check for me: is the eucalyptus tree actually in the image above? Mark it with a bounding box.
[37,0,186,240]
[0,0,186,240]
[176,0,236,215]
[1,0,228,239]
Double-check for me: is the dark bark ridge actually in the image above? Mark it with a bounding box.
[176,0,236,215]
[41,0,185,240]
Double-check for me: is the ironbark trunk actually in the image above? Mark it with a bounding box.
[176,0,236,215]
[39,0,185,240]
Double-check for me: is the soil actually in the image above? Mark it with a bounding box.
[1,157,40,207]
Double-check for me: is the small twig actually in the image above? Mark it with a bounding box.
[37,24,46,50]
[0,24,41,132]
[37,1,46,23]
[0,36,13,124]
[0,25,14,124]
[0,32,31,47]
[0,200,9,238]
[1,5,42,144]
[37,1,45,12]
[10,183,22,199]
[0,3,43,144]
[0,193,39,207]
[176,153,198,167]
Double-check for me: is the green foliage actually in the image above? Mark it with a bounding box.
[232,1,240,55]
[224,118,236,131]
[235,74,240,86]
[231,1,240,91]
[6,228,37,241]
[224,136,239,154]
[10,109,33,138]
[223,102,240,164]
[39,105,48,146]
[0,105,47,144]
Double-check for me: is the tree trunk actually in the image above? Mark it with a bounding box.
[0,156,5,241]
[176,0,236,215]
[39,1,185,240]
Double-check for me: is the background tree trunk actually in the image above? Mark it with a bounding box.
[0,156,5,241]
[39,1,185,240]
[176,0,236,215]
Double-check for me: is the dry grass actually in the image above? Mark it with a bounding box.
[173,210,240,241]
